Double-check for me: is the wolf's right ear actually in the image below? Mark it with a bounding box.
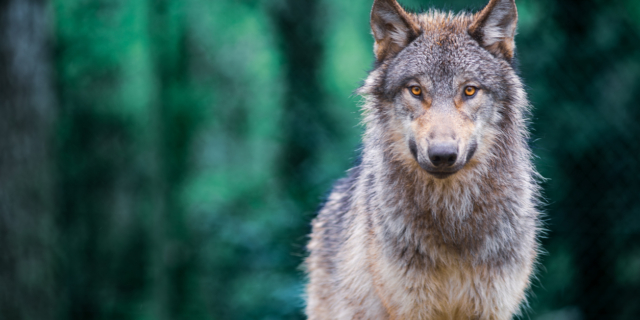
[370,0,420,62]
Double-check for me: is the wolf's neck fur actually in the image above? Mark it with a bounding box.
[358,114,536,268]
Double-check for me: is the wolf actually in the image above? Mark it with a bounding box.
[305,0,541,319]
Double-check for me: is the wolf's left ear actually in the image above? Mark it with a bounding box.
[469,0,518,61]
[370,0,420,62]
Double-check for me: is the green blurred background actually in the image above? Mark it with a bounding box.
[1,0,639,319]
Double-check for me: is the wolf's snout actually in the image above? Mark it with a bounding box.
[428,143,458,167]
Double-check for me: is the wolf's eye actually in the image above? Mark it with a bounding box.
[410,86,422,96]
[464,86,477,97]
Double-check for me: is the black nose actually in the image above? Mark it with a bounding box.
[428,143,458,168]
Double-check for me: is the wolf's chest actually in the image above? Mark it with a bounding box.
[371,248,488,319]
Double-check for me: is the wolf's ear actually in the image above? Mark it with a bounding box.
[370,0,420,62]
[469,0,518,61]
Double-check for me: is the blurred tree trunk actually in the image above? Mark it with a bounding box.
[530,0,640,318]
[0,0,56,319]
[150,0,203,318]
[271,0,332,213]
[547,1,633,319]
[54,0,161,318]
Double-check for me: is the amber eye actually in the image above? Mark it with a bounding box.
[464,86,477,97]
[410,86,422,96]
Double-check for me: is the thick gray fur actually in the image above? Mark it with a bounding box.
[305,0,541,319]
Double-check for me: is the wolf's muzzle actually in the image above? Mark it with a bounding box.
[409,140,467,179]
[428,143,458,168]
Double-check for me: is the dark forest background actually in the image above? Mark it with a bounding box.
[0,0,639,319]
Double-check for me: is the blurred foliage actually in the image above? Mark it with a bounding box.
[0,0,638,319]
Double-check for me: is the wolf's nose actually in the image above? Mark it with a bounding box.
[428,143,458,168]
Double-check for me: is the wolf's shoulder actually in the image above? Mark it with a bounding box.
[316,163,361,221]
[310,164,362,254]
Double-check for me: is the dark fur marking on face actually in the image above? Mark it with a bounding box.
[408,137,418,160]
[466,140,478,163]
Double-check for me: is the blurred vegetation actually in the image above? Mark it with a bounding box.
[0,0,639,319]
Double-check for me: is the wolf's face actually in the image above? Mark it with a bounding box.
[362,0,521,180]
[386,33,507,179]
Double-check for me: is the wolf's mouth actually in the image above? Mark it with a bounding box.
[423,168,460,179]
[417,160,464,179]
[414,154,464,179]
[425,170,458,179]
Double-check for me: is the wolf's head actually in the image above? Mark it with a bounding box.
[360,0,528,180]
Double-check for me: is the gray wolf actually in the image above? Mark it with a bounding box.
[305,0,541,319]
